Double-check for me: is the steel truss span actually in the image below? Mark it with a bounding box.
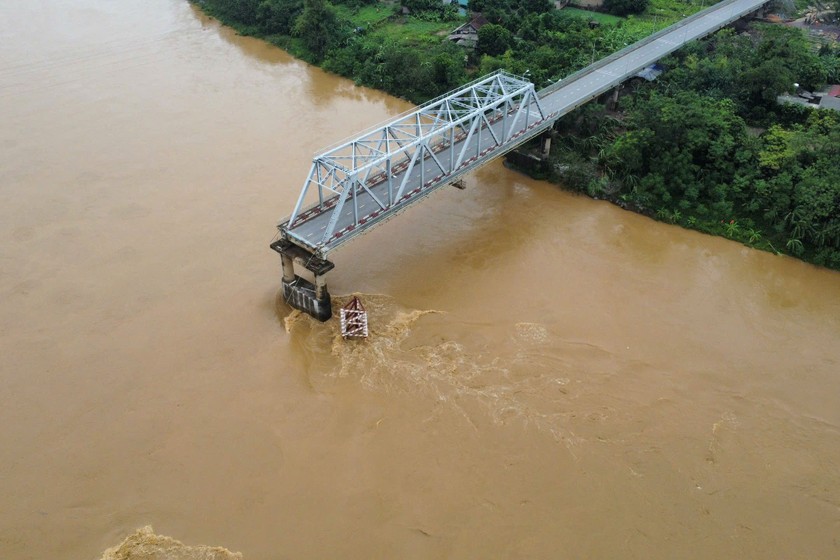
[280,71,548,256]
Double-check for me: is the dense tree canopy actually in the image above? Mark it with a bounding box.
[661,26,833,120]
[257,0,303,35]
[402,0,441,11]
[477,23,513,56]
[204,0,261,24]
[292,0,344,60]
[753,112,840,262]
[602,92,754,218]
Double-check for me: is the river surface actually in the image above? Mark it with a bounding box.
[1,1,839,559]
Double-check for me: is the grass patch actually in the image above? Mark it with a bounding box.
[643,0,704,25]
[333,4,395,27]
[370,16,461,44]
[562,7,624,25]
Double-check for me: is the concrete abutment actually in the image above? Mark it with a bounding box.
[270,239,334,322]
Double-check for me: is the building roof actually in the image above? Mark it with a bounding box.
[450,14,488,34]
[447,14,490,43]
[470,14,489,29]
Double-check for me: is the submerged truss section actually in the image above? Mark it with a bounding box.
[279,71,548,256]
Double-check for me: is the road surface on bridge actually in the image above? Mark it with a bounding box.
[537,0,769,115]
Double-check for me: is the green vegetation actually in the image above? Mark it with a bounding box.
[366,17,455,43]
[332,3,392,26]
[195,0,466,98]
[546,25,840,269]
[643,0,696,22]
[561,7,625,25]
[293,0,343,59]
[604,0,649,17]
[193,0,711,101]
[193,0,698,99]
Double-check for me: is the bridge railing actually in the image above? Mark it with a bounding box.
[539,0,748,98]
[282,71,547,251]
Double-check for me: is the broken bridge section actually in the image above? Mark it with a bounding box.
[272,71,551,320]
[281,71,549,256]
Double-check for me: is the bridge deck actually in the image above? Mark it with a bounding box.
[537,0,769,115]
[286,100,551,253]
[279,0,770,257]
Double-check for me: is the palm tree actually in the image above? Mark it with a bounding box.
[724,220,741,238]
[786,237,805,256]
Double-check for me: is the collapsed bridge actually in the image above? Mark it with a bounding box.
[271,0,772,321]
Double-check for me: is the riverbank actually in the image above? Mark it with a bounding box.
[189,0,469,103]
[539,21,840,271]
[188,0,694,103]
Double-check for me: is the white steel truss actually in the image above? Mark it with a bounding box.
[279,71,547,255]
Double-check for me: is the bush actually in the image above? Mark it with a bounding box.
[603,0,649,16]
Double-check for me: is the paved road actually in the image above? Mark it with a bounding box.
[282,0,771,256]
[538,0,770,115]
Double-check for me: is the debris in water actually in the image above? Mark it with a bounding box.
[340,296,369,339]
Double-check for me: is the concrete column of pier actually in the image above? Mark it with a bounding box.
[540,134,552,159]
[281,253,296,283]
[315,274,328,300]
[608,86,621,111]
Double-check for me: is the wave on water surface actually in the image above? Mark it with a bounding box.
[280,293,615,446]
[100,526,242,560]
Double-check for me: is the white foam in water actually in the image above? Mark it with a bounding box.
[100,526,242,560]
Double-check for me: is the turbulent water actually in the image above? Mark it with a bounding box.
[99,527,241,560]
[1,1,839,559]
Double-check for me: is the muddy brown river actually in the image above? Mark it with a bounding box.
[1,1,839,559]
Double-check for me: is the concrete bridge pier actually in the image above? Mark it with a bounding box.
[271,239,335,321]
[281,253,296,284]
[540,133,552,159]
[607,85,621,111]
[314,274,329,302]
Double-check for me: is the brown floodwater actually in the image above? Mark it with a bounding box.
[1,1,839,559]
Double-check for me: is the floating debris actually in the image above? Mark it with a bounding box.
[340,296,369,339]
